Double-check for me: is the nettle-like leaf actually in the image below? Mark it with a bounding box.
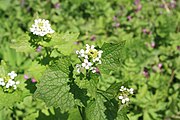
[99,42,126,74]
[86,94,107,120]
[39,32,79,55]
[116,109,129,120]
[75,74,98,98]
[0,89,28,110]
[10,34,34,53]
[34,58,76,113]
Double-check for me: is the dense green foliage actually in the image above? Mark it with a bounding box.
[0,0,180,120]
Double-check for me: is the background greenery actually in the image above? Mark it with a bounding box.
[0,0,179,120]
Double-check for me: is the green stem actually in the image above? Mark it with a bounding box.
[78,106,86,120]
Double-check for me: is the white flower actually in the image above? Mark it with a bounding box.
[30,19,54,36]
[7,79,15,86]
[85,44,95,53]
[8,71,17,79]
[118,95,130,104]
[76,64,82,73]
[76,49,88,59]
[90,67,97,73]
[98,50,103,58]
[82,59,92,69]
[120,86,127,92]
[0,78,5,86]
[118,95,123,100]
[127,88,134,94]
[16,81,20,85]
[13,85,17,90]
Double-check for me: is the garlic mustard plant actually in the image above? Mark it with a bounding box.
[0,71,20,92]
[30,19,54,36]
[75,44,103,73]
[118,86,134,104]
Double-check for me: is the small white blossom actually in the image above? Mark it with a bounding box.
[127,88,134,94]
[8,71,17,79]
[90,67,97,73]
[120,86,127,92]
[118,86,134,104]
[1,71,20,91]
[0,78,5,86]
[76,44,103,73]
[30,19,54,36]
[118,95,130,104]
[16,81,20,85]
[13,85,17,90]
[76,64,82,73]
[85,44,96,53]
[82,59,92,69]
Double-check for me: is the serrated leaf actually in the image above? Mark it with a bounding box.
[99,42,126,74]
[55,32,79,55]
[75,74,98,98]
[10,34,34,53]
[34,58,76,112]
[39,32,79,55]
[0,90,27,110]
[86,94,107,120]
[116,109,129,120]
[26,61,46,81]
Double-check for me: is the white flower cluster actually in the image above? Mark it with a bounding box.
[30,19,54,36]
[75,44,103,73]
[0,71,20,90]
[118,86,134,104]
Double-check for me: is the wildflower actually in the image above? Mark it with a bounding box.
[75,44,103,73]
[120,86,127,92]
[127,88,134,94]
[8,71,17,79]
[76,64,82,73]
[36,46,42,52]
[24,74,29,80]
[151,41,155,48]
[0,71,20,91]
[0,78,5,86]
[31,78,37,83]
[90,67,97,73]
[76,49,88,59]
[86,44,103,64]
[118,95,130,104]
[82,59,92,70]
[127,16,132,21]
[118,86,134,104]
[158,63,162,69]
[30,19,54,36]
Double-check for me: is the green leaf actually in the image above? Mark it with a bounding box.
[34,58,76,113]
[55,32,79,55]
[39,32,79,55]
[75,74,98,98]
[0,90,27,110]
[0,61,30,110]
[86,94,107,120]
[26,61,46,81]
[99,42,126,74]
[10,34,34,53]
[116,109,129,120]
